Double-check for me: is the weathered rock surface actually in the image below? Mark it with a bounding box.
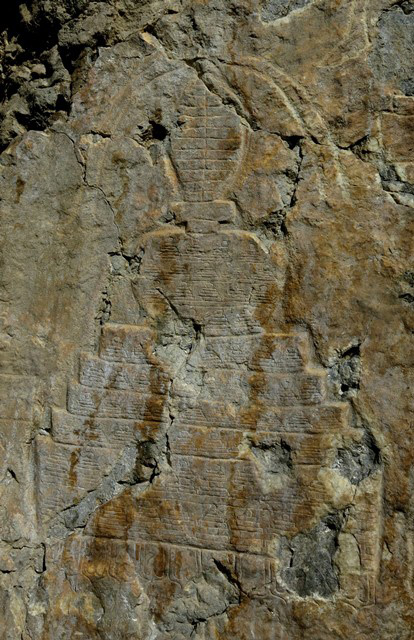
[0,1,413,638]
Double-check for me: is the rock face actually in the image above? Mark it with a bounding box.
[0,1,413,638]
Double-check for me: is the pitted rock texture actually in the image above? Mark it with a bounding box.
[0,1,413,639]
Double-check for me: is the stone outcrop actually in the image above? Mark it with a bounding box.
[0,1,413,638]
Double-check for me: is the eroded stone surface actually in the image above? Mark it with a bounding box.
[0,1,413,638]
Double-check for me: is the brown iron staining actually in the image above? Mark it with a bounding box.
[68,448,80,488]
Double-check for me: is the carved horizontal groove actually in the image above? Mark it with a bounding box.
[67,384,166,419]
[79,354,169,392]
[174,402,348,431]
[172,454,247,462]
[170,428,332,463]
[170,454,321,467]
[74,535,278,560]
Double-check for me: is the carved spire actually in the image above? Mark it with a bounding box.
[171,81,243,202]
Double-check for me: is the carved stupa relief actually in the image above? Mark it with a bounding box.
[34,78,383,636]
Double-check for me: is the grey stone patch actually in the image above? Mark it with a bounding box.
[157,559,240,639]
[260,210,289,240]
[333,432,380,485]
[281,514,343,598]
[250,439,292,475]
[49,441,164,535]
[261,0,312,22]
[328,343,361,398]
[402,270,414,288]
[398,270,414,304]
[349,136,414,207]
[379,163,414,204]
[371,5,414,95]
[87,576,146,640]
